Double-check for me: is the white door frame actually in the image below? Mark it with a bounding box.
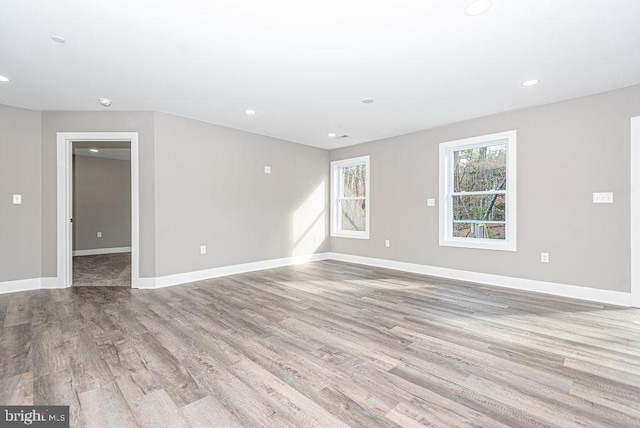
[631,117,640,307]
[56,132,140,288]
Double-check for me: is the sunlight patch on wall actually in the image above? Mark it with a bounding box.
[293,182,326,256]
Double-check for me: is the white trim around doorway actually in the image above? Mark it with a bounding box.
[631,117,640,307]
[56,132,140,288]
[73,247,132,257]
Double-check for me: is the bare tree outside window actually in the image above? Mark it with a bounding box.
[339,164,367,231]
[331,156,370,239]
[451,143,507,240]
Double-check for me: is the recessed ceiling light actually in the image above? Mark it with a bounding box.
[465,0,492,16]
[98,98,112,107]
[328,133,337,138]
[90,148,99,153]
[521,79,540,87]
[362,98,374,104]
[51,36,66,44]
[0,75,11,82]
[245,109,256,115]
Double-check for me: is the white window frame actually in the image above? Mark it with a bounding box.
[331,155,370,239]
[439,130,516,251]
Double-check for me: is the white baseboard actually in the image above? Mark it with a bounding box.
[0,253,331,293]
[1,252,632,306]
[137,252,331,289]
[73,247,132,256]
[0,277,42,294]
[329,253,632,307]
[0,277,65,294]
[40,277,63,289]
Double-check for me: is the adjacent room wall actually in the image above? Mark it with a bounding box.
[330,85,640,293]
[0,104,42,282]
[73,155,132,252]
[40,111,156,278]
[153,112,330,277]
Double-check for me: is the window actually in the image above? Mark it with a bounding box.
[331,156,370,239]
[439,130,516,251]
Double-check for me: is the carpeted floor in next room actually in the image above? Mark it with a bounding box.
[73,253,131,287]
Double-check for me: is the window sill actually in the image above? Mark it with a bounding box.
[439,238,516,252]
[331,231,370,240]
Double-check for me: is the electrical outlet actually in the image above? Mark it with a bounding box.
[427,198,436,207]
[97,232,102,238]
[264,166,271,174]
[12,194,22,204]
[593,192,613,203]
[385,240,390,247]
[200,245,207,255]
[540,252,549,263]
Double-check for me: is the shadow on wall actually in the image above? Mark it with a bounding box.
[292,181,326,256]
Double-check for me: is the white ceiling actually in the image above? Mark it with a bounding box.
[1,0,639,149]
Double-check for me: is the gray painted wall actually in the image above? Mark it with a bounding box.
[153,112,330,276]
[40,111,156,277]
[0,105,42,282]
[2,84,637,294]
[38,110,330,280]
[73,155,132,251]
[330,85,640,293]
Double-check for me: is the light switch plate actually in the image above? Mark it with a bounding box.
[264,166,271,174]
[427,198,436,207]
[13,194,22,204]
[200,245,207,255]
[593,192,613,203]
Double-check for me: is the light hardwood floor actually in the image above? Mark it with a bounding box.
[1,260,639,427]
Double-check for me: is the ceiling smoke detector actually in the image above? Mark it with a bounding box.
[98,98,112,107]
[362,98,374,104]
[51,36,66,43]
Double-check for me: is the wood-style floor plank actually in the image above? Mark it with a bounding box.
[34,369,85,427]
[77,382,137,428]
[0,260,639,427]
[0,372,33,405]
[179,394,243,427]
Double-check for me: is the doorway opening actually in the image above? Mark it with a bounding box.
[72,141,132,287]
[56,132,140,288]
